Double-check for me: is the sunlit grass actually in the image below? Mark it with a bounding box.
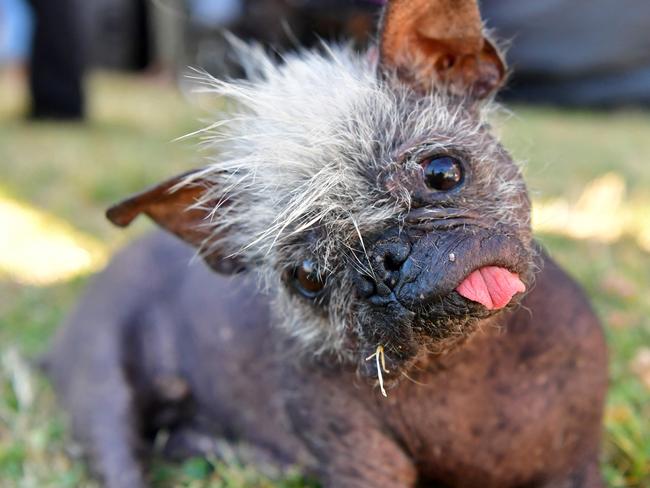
[532,172,650,251]
[0,72,648,487]
[0,191,107,285]
[0,347,92,488]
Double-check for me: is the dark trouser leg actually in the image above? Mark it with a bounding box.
[28,0,85,119]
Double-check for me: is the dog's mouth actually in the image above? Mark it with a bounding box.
[356,265,527,386]
[353,225,533,386]
[455,265,526,310]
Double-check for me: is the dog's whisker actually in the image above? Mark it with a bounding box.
[400,371,428,387]
[365,345,389,397]
[349,217,377,282]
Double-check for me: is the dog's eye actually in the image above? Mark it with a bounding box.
[292,260,326,298]
[421,156,464,191]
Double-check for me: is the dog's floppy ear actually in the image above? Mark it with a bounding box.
[380,0,505,98]
[106,170,243,274]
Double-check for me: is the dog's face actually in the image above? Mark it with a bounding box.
[108,0,534,382]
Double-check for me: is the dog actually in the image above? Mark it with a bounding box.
[46,0,608,486]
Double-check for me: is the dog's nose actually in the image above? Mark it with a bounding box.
[355,236,411,299]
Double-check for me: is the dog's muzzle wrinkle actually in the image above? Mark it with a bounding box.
[353,225,530,312]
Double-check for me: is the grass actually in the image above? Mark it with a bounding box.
[0,71,649,487]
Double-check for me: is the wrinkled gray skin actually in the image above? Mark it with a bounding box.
[46,230,607,488]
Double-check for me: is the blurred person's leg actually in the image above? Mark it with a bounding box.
[28,0,85,119]
[133,0,153,71]
[150,0,185,79]
[482,0,650,107]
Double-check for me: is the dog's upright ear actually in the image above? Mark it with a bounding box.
[379,0,505,98]
[106,171,243,274]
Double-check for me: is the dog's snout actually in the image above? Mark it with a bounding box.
[381,242,410,272]
[355,236,411,299]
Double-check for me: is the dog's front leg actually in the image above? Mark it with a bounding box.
[317,429,418,488]
[89,402,147,487]
[543,458,605,488]
[285,376,417,488]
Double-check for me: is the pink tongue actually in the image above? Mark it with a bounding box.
[456,266,526,310]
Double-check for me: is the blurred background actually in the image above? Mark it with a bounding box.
[0,0,649,486]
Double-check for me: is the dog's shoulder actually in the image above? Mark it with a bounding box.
[519,247,604,342]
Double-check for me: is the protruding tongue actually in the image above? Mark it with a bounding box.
[456,266,525,310]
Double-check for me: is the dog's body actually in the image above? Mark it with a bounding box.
[47,1,608,486]
[48,231,606,488]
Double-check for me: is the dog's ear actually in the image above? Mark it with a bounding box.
[106,170,243,274]
[380,0,505,98]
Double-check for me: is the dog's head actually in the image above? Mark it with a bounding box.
[108,0,534,386]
